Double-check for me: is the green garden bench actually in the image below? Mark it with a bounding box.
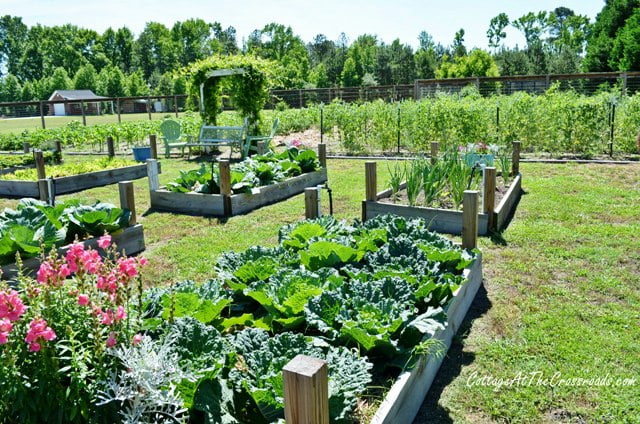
[159,119,188,158]
[243,118,280,158]
[185,120,248,159]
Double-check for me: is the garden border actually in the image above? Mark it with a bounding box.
[370,253,483,423]
[147,144,328,217]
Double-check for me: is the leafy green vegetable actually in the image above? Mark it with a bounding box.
[229,328,371,423]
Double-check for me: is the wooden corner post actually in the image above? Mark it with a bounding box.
[430,141,439,164]
[462,190,479,250]
[512,140,521,176]
[107,136,115,158]
[363,161,377,222]
[305,187,319,219]
[483,167,496,230]
[283,354,329,424]
[119,181,136,226]
[149,134,158,159]
[22,142,31,153]
[146,159,159,192]
[318,143,327,168]
[34,150,46,181]
[219,160,232,216]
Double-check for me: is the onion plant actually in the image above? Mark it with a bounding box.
[421,160,447,206]
[405,160,423,207]
[497,148,512,185]
[387,160,405,201]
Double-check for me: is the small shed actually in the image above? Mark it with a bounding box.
[48,90,108,116]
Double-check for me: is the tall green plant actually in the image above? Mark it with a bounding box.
[387,160,405,201]
[405,160,423,207]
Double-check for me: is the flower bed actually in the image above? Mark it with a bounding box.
[0,157,160,199]
[149,145,327,216]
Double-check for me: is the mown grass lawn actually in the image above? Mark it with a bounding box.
[0,156,637,422]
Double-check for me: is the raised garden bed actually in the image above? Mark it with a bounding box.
[362,142,523,235]
[148,144,328,216]
[370,252,482,423]
[0,161,160,200]
[2,224,145,280]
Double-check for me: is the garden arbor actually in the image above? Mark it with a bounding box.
[188,55,278,134]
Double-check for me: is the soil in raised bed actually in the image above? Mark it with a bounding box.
[380,178,512,210]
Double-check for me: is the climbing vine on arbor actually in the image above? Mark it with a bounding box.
[184,55,281,133]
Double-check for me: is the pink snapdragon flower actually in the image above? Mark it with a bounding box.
[97,235,112,249]
[77,294,90,306]
[25,318,56,352]
[0,289,27,322]
[0,318,13,344]
[117,257,138,279]
[106,332,117,348]
[37,260,72,287]
[132,334,143,346]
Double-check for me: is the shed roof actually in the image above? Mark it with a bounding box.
[49,90,108,101]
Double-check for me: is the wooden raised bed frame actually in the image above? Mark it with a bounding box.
[1,181,145,280]
[147,144,328,217]
[362,141,523,236]
[281,252,484,423]
[0,143,161,201]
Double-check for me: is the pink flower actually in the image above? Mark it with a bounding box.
[0,290,27,322]
[114,306,126,322]
[97,235,112,249]
[138,257,148,266]
[0,318,13,333]
[25,318,56,352]
[106,332,117,348]
[36,262,55,285]
[132,334,143,346]
[100,311,114,326]
[117,258,138,278]
[77,294,90,306]
[58,264,71,279]
[0,332,7,344]
[96,272,118,293]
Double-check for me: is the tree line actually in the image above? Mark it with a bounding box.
[0,1,638,104]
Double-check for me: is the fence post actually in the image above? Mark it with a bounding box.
[147,96,152,120]
[622,72,628,96]
[318,143,327,168]
[483,167,496,231]
[365,161,377,201]
[305,188,319,219]
[462,190,479,250]
[118,181,136,225]
[430,141,439,164]
[219,160,232,216]
[22,142,31,153]
[117,98,122,123]
[283,354,329,424]
[81,100,87,126]
[320,106,324,144]
[146,159,159,191]
[34,150,46,180]
[149,134,158,159]
[40,101,46,129]
[174,95,179,117]
[54,140,62,154]
[107,136,115,158]
[38,179,49,202]
[512,141,521,176]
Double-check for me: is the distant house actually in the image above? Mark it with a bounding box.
[48,90,109,116]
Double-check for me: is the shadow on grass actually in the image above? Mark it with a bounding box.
[486,188,527,246]
[412,282,492,424]
[141,208,229,225]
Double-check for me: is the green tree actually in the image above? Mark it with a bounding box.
[512,11,549,47]
[308,63,329,88]
[126,70,148,96]
[436,49,499,78]
[452,29,467,57]
[172,19,212,66]
[610,8,640,70]
[0,15,28,77]
[2,74,21,101]
[584,0,640,71]
[341,57,359,86]
[50,67,72,90]
[73,63,98,91]
[134,22,177,79]
[487,13,510,49]
[20,80,35,101]
[415,48,437,79]
[493,47,531,75]
[96,65,126,97]
[154,72,174,95]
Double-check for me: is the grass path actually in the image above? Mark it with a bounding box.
[0,158,637,422]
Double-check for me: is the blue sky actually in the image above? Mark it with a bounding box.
[3,0,604,49]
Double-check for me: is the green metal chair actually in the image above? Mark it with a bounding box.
[243,118,280,158]
[160,119,189,158]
